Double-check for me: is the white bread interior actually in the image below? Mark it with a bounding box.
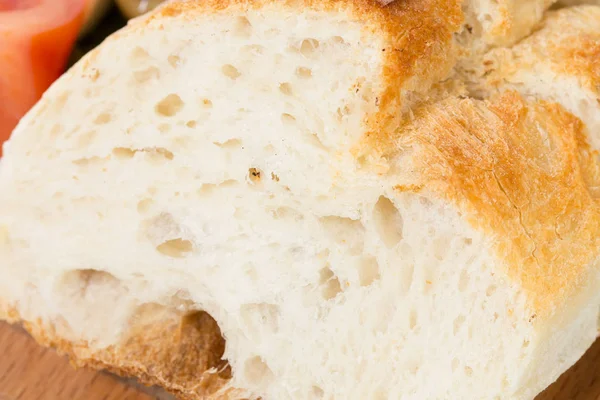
[1,1,600,399]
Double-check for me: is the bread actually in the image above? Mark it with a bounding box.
[480,6,600,148]
[461,0,555,48]
[1,0,599,399]
[558,0,600,5]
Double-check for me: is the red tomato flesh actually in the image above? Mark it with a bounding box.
[0,0,84,155]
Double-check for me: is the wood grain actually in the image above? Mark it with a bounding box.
[0,322,168,400]
[0,320,599,400]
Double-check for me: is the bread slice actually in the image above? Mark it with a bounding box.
[1,0,600,399]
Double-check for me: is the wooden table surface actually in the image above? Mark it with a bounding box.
[1,321,600,400]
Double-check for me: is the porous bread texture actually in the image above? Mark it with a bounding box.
[1,1,600,400]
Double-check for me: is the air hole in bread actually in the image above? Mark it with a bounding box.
[46,90,70,114]
[358,256,380,286]
[155,94,185,117]
[234,16,253,37]
[319,267,342,300]
[248,168,262,183]
[312,386,325,398]
[336,105,352,121]
[77,130,97,147]
[168,54,181,68]
[137,199,154,214]
[94,112,112,125]
[197,180,239,197]
[453,315,466,335]
[149,147,174,161]
[300,38,320,56]
[156,238,193,258]
[241,303,280,335]
[144,212,193,253]
[59,269,122,300]
[113,147,136,159]
[130,46,150,64]
[331,35,347,45]
[49,124,63,139]
[244,356,274,386]
[281,113,296,125]
[186,120,197,128]
[222,64,242,80]
[486,284,497,297]
[373,196,404,248]
[133,66,160,83]
[296,67,312,79]
[465,366,474,377]
[279,82,293,96]
[214,138,242,149]
[201,98,213,108]
[72,156,107,167]
[113,147,174,162]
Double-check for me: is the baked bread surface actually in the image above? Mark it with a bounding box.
[1,0,600,399]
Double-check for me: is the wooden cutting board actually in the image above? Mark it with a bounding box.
[1,320,600,400]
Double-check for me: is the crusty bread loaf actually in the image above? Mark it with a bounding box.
[1,1,599,399]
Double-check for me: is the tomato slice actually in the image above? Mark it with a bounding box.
[0,0,85,155]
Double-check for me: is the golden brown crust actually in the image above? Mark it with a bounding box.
[2,302,240,400]
[390,92,600,316]
[484,6,600,94]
